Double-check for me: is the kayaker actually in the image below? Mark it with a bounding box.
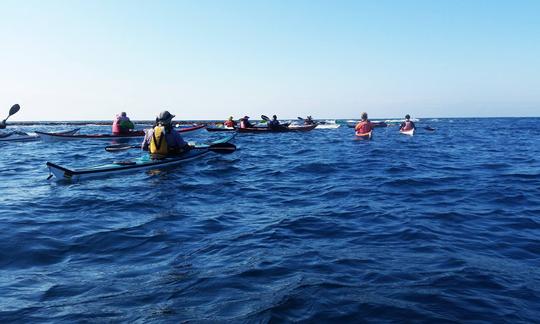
[112,112,135,135]
[268,115,282,130]
[400,114,416,131]
[224,116,236,128]
[239,116,253,129]
[355,112,373,134]
[141,110,190,158]
[304,116,315,125]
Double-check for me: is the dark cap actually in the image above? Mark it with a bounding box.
[405,114,410,119]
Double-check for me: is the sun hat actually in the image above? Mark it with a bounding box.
[157,110,175,123]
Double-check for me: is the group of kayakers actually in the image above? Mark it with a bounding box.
[3,103,419,158]
[355,112,416,134]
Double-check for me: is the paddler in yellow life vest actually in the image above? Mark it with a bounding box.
[141,110,190,158]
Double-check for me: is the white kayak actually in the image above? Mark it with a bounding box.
[46,134,236,182]
[399,128,415,136]
[0,128,80,142]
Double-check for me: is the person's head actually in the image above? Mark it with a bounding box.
[228,116,233,121]
[272,115,277,120]
[120,112,127,117]
[243,116,250,119]
[361,112,368,120]
[405,114,410,120]
[156,110,175,126]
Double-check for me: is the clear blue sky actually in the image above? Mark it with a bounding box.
[1,0,539,121]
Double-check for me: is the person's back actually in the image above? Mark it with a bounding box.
[112,112,134,135]
[268,115,281,129]
[142,110,188,158]
[400,114,416,131]
[224,117,236,128]
[355,112,373,134]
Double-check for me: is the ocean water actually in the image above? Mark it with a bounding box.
[1,118,539,322]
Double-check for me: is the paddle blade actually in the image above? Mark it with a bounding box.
[105,144,139,152]
[9,104,20,116]
[208,142,236,154]
[297,117,304,120]
[261,115,270,121]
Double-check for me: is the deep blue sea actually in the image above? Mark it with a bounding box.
[1,118,539,322]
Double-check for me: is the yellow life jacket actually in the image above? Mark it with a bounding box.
[149,126,169,155]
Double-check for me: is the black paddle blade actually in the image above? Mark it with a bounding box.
[105,144,139,152]
[9,104,20,116]
[297,117,304,120]
[208,142,236,154]
[261,115,270,121]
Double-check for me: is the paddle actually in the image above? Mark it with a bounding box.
[261,115,270,122]
[0,104,20,129]
[105,142,236,154]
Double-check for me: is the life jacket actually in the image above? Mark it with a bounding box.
[149,126,169,155]
[112,117,122,134]
[402,121,414,131]
[224,120,235,127]
[355,121,372,134]
[240,119,249,128]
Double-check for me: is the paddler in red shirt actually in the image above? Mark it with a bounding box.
[224,116,236,128]
[400,114,416,131]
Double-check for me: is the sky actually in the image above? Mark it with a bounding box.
[0,0,539,121]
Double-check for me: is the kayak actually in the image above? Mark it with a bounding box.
[46,134,236,181]
[400,128,415,136]
[355,131,372,140]
[315,122,340,129]
[206,126,236,132]
[36,124,205,142]
[0,128,80,142]
[237,124,317,133]
[347,121,387,128]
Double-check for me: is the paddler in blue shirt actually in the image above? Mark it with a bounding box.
[400,114,416,131]
[142,110,190,158]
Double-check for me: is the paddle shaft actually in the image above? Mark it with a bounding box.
[106,143,236,153]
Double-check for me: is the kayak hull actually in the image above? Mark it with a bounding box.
[36,125,205,142]
[206,126,236,132]
[237,124,317,133]
[0,128,80,142]
[400,129,415,136]
[355,131,372,140]
[46,134,235,181]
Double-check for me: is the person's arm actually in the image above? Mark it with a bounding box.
[141,130,151,150]
[411,121,416,129]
